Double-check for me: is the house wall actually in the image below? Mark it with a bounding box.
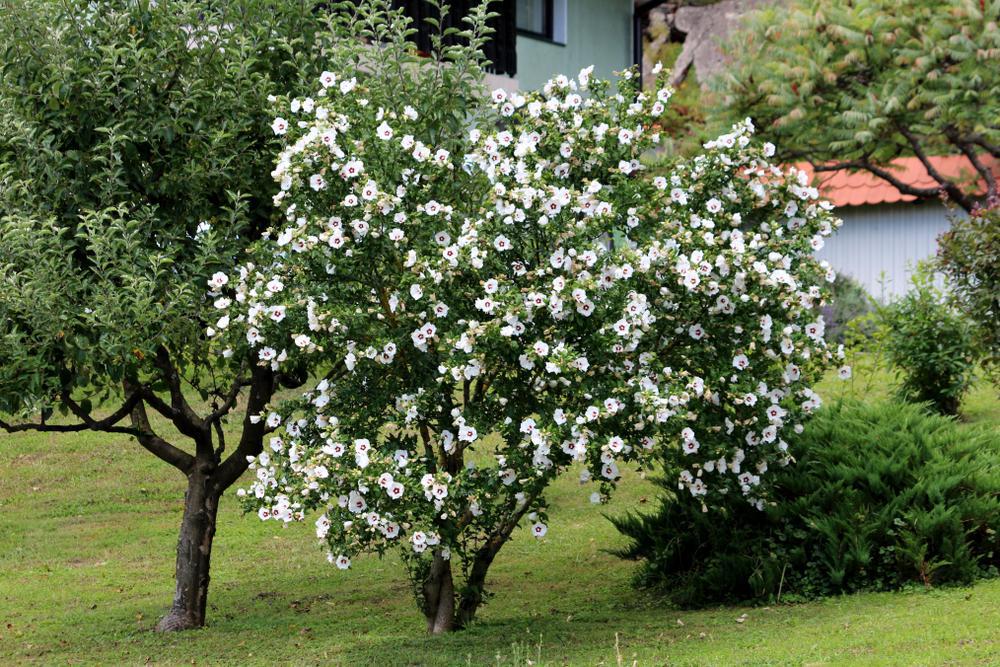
[515,0,633,91]
[817,202,955,300]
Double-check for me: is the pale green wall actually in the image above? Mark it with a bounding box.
[515,0,633,92]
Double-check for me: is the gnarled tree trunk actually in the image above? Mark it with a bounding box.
[422,551,456,634]
[155,468,220,632]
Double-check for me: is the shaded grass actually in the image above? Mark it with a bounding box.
[1,370,998,665]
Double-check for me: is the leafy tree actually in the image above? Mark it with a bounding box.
[0,0,345,631]
[713,0,1000,213]
[937,198,1000,383]
[223,7,842,632]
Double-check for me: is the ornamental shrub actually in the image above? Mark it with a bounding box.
[213,2,842,633]
[937,200,1000,384]
[881,268,977,416]
[613,400,1000,607]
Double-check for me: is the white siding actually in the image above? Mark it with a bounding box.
[817,202,956,300]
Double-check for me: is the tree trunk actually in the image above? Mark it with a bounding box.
[422,552,456,634]
[155,469,220,632]
[456,543,499,629]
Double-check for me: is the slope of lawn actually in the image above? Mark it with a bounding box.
[1,369,997,666]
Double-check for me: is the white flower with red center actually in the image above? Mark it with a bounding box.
[340,160,363,179]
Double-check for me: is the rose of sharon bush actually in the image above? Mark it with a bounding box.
[214,60,841,632]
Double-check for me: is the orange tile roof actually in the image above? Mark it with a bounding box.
[794,155,1000,207]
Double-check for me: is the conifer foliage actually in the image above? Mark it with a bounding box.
[613,401,1000,607]
[714,0,1000,213]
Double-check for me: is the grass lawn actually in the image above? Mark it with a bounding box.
[1,368,998,666]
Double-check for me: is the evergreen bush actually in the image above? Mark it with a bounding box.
[612,400,1000,607]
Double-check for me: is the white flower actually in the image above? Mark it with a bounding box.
[838,365,852,380]
[334,554,351,570]
[733,354,750,371]
[271,117,288,135]
[531,522,548,538]
[208,272,229,289]
[339,77,357,94]
[376,121,394,140]
[319,71,336,88]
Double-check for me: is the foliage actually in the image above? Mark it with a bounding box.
[713,0,1000,213]
[215,5,842,631]
[0,0,341,630]
[0,0,331,411]
[937,199,1000,383]
[612,400,1000,607]
[820,274,872,344]
[880,268,977,415]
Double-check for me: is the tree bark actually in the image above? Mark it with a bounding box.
[422,552,456,634]
[155,467,220,632]
[456,541,500,629]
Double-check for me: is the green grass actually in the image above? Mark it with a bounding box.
[1,369,998,666]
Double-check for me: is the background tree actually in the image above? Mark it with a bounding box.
[0,0,340,631]
[936,198,1000,384]
[712,0,1000,213]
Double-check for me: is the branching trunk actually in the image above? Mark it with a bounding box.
[155,466,220,632]
[422,551,456,634]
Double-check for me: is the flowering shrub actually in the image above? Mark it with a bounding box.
[210,5,842,633]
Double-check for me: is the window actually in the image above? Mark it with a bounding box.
[516,0,566,44]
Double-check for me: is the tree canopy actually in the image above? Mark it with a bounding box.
[0,0,342,631]
[712,0,1000,212]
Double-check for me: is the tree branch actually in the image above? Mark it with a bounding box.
[808,158,945,199]
[962,133,1000,159]
[206,371,251,425]
[214,365,275,490]
[944,128,997,200]
[0,391,142,435]
[152,346,206,437]
[896,125,975,211]
[123,380,196,473]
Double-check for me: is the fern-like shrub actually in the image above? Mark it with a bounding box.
[612,401,1000,607]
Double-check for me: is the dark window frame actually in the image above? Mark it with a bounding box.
[516,0,555,41]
